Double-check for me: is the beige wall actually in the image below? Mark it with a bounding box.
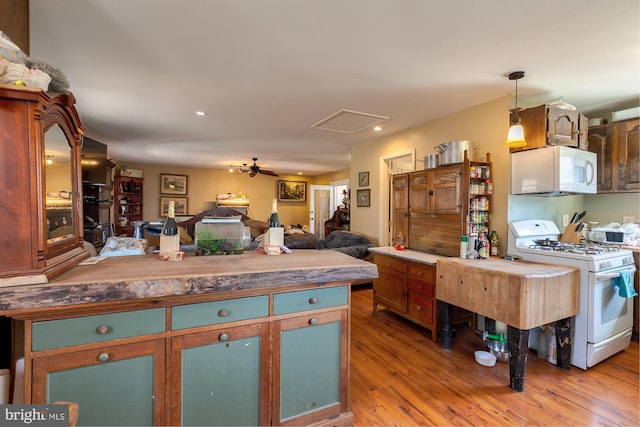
[116,163,315,227]
[350,95,512,246]
[314,169,350,185]
[349,94,639,246]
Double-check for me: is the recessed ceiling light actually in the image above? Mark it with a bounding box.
[373,126,382,131]
[195,111,207,116]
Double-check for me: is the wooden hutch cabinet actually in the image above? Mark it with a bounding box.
[398,152,492,257]
[379,151,489,338]
[588,118,639,193]
[0,84,88,283]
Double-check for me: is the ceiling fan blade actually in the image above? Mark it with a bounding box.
[259,169,279,177]
[249,171,258,177]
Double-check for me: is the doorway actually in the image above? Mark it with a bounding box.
[309,180,349,239]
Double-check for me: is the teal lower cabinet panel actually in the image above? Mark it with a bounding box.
[171,323,268,426]
[275,310,348,425]
[32,340,165,426]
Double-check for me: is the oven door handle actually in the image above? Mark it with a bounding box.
[595,267,636,281]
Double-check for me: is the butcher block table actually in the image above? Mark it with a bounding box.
[436,257,579,392]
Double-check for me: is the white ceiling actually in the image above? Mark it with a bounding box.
[29,0,640,176]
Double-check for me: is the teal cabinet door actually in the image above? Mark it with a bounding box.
[171,323,268,426]
[274,309,348,425]
[32,340,165,426]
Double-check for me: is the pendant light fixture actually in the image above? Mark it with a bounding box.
[506,71,526,148]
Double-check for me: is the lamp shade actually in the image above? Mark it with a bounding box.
[506,124,526,147]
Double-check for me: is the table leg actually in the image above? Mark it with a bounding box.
[507,326,529,392]
[555,317,572,370]
[437,300,453,350]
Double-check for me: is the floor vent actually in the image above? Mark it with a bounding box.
[310,109,389,134]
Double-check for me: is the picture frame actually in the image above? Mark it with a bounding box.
[357,189,370,207]
[160,197,188,216]
[160,174,188,195]
[278,180,307,202]
[358,171,369,187]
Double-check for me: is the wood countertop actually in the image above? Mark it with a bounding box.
[0,250,378,314]
[369,246,447,265]
[436,257,579,330]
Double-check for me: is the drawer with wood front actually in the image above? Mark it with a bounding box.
[374,254,408,273]
[172,295,269,330]
[274,286,348,315]
[407,292,435,326]
[408,277,434,297]
[32,308,166,351]
[408,263,435,282]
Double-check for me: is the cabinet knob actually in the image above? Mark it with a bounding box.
[417,271,423,276]
[417,284,423,289]
[416,305,422,311]
[219,333,229,341]
[95,326,109,335]
[308,297,318,305]
[309,318,317,325]
[428,190,434,196]
[218,309,229,317]
[97,353,109,362]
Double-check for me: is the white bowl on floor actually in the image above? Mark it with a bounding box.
[474,350,497,367]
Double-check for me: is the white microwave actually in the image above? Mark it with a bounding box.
[511,146,597,195]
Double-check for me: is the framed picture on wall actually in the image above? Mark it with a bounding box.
[278,180,307,202]
[358,171,369,187]
[160,197,188,216]
[356,189,370,207]
[160,174,188,195]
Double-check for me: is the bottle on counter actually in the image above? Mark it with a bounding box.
[460,236,468,258]
[159,201,181,258]
[490,230,500,256]
[478,233,489,259]
[162,201,178,236]
[268,198,280,228]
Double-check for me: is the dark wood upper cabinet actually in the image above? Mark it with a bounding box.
[587,118,639,194]
[0,85,88,283]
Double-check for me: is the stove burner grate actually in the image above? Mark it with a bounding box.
[527,241,621,255]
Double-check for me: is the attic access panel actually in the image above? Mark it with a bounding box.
[310,109,389,134]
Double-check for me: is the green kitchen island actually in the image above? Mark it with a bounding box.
[0,250,378,426]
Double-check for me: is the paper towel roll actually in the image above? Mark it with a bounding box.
[13,358,24,404]
[0,368,9,404]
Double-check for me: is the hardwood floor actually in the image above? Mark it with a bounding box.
[349,285,640,426]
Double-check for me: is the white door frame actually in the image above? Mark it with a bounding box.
[309,185,334,238]
[377,149,416,246]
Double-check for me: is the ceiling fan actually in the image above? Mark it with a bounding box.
[248,157,278,177]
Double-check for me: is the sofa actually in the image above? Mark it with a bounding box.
[315,230,374,260]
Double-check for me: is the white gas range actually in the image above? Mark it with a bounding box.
[507,219,636,369]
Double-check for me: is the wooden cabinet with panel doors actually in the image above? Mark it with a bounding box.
[29,308,167,426]
[588,118,639,193]
[373,253,473,341]
[509,104,588,153]
[394,151,492,257]
[18,284,352,426]
[0,85,89,283]
[391,173,409,246]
